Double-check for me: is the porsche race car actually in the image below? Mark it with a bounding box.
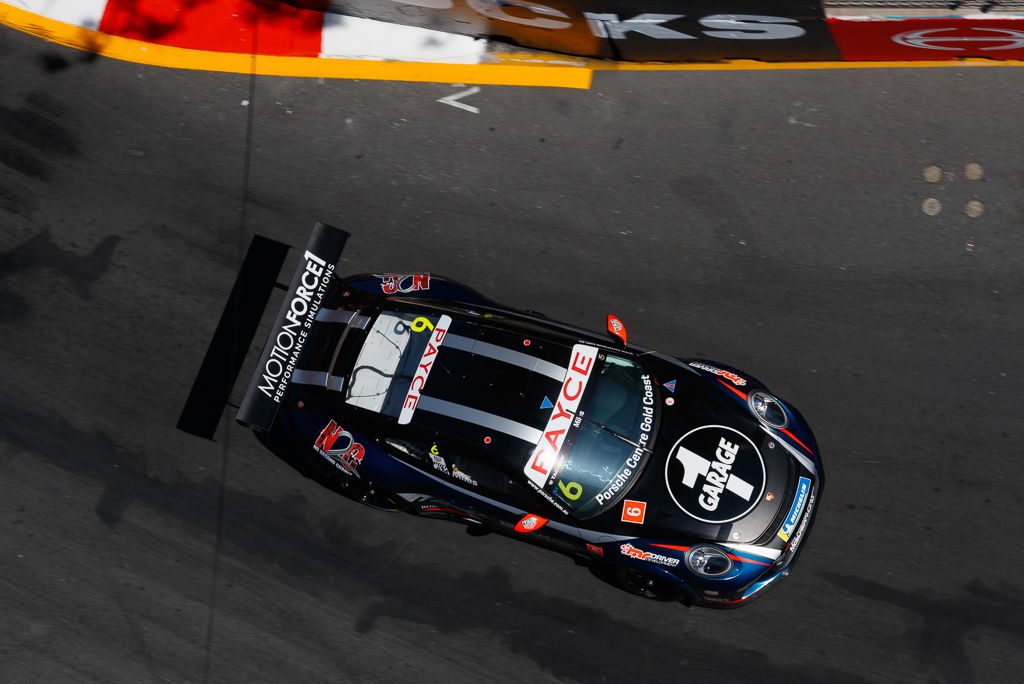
[179,224,823,608]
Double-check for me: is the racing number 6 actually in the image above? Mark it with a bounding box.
[625,504,642,519]
[557,480,583,501]
[411,316,435,332]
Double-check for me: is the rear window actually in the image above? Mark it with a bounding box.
[345,311,449,418]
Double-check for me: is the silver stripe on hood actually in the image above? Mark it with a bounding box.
[442,333,566,383]
[416,395,542,444]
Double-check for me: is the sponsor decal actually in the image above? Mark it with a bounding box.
[584,13,806,42]
[314,420,366,474]
[430,453,449,475]
[893,27,1024,51]
[621,499,647,525]
[451,467,478,487]
[606,314,627,344]
[514,514,549,533]
[375,272,431,294]
[257,251,334,402]
[539,396,554,410]
[333,2,807,43]
[689,362,746,386]
[586,543,604,557]
[419,503,471,517]
[664,425,766,524]
[777,477,811,542]
[789,493,815,551]
[620,543,680,568]
[828,18,1024,61]
[398,315,452,424]
[594,374,654,506]
[664,379,676,393]
[524,344,598,488]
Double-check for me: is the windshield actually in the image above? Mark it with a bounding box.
[525,348,656,519]
[344,310,451,419]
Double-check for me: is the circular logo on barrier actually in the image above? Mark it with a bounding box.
[664,425,765,524]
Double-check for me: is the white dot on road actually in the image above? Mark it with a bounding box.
[923,165,942,183]
[964,200,985,218]
[922,198,942,216]
[965,163,984,181]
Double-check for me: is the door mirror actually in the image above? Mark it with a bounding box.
[606,314,627,345]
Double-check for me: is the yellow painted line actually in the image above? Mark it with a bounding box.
[495,52,1024,71]
[590,58,1024,70]
[3,2,1022,93]
[0,3,592,89]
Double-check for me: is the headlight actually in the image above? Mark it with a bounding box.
[747,391,788,429]
[685,546,733,577]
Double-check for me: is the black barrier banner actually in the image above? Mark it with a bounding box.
[285,0,839,61]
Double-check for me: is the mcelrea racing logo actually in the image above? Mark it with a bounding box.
[664,425,765,524]
[258,250,334,402]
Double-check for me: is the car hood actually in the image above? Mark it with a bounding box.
[584,355,806,545]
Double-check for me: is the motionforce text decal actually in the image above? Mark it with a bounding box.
[257,251,333,402]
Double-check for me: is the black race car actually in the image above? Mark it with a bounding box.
[179,224,823,607]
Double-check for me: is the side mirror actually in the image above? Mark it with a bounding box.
[606,314,627,345]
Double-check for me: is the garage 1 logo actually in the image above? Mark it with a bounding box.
[664,425,765,524]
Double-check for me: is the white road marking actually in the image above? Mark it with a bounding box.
[787,101,820,128]
[965,163,984,181]
[923,165,942,183]
[438,87,481,114]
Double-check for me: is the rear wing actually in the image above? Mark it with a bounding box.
[176,222,350,440]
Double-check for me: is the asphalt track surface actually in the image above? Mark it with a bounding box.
[3,23,1024,684]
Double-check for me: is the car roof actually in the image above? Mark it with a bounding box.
[401,309,582,469]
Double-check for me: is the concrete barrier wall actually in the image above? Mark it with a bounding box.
[5,0,1023,63]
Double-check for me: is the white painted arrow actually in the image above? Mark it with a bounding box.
[437,86,480,114]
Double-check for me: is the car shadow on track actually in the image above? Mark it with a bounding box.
[820,572,1024,684]
[1,398,873,684]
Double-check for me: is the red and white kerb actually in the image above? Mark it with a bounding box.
[523,344,598,488]
[398,315,452,424]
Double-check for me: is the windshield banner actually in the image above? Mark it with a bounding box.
[524,344,598,488]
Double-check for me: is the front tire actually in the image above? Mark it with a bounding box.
[612,567,684,602]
